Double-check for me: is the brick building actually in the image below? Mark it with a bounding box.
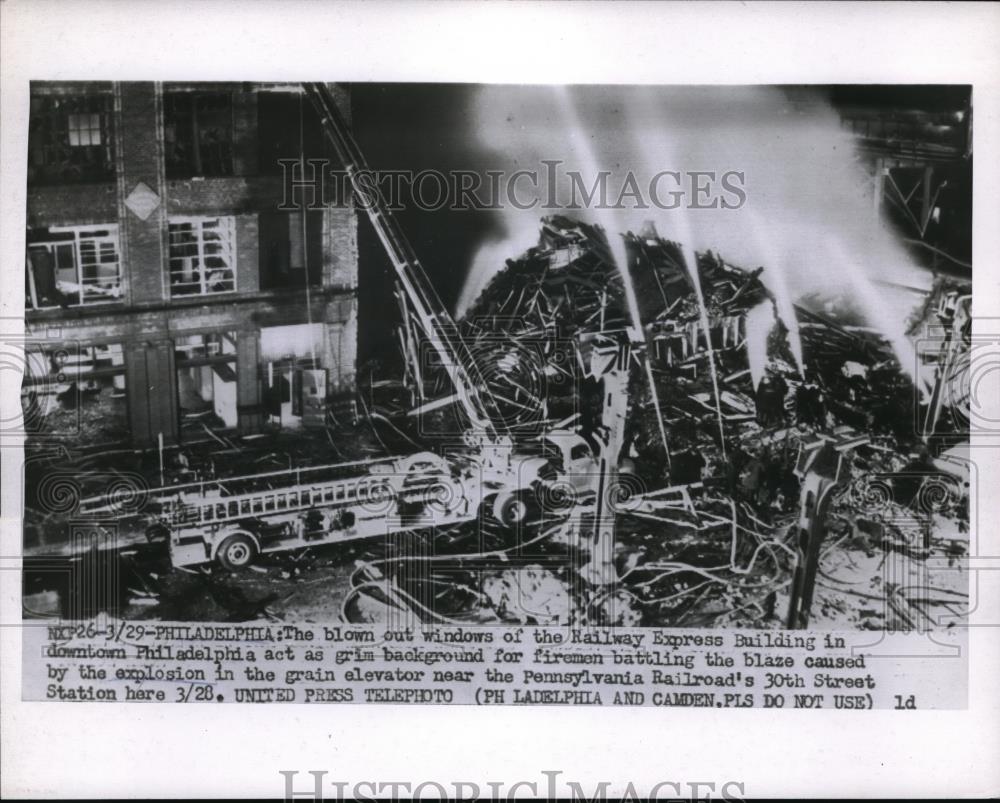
[23,81,357,448]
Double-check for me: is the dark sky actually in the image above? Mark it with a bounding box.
[350,84,505,358]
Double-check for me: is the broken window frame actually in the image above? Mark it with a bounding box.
[264,357,325,428]
[167,216,237,298]
[163,90,236,179]
[175,332,240,435]
[28,93,115,184]
[174,331,238,365]
[25,224,123,310]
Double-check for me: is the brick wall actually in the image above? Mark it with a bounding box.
[25,293,355,348]
[324,83,359,291]
[24,82,360,445]
[166,176,284,216]
[235,213,260,294]
[26,184,117,228]
[324,298,358,392]
[117,82,168,305]
[324,205,358,289]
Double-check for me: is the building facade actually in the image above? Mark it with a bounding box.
[23,81,358,448]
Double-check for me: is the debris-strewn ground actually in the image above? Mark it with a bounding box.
[22,217,970,630]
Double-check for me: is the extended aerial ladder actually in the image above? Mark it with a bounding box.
[303,82,556,525]
[302,83,506,444]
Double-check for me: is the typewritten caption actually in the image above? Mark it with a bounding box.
[24,623,966,708]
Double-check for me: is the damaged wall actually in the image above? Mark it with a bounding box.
[23,81,359,448]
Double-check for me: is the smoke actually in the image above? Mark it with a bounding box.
[455,217,538,318]
[456,85,929,380]
[745,302,777,391]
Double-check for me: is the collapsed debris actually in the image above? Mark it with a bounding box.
[356,215,970,628]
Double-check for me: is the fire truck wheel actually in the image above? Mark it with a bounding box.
[492,492,528,526]
[216,533,258,571]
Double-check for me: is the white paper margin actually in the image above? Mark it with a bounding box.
[1,1,998,798]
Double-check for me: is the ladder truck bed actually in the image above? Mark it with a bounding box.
[158,452,482,569]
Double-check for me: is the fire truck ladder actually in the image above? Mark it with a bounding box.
[302,82,507,439]
[162,473,417,529]
[75,455,427,524]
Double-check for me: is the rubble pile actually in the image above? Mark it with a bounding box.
[373,215,969,628]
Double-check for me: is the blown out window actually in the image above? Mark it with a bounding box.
[164,91,235,178]
[168,216,236,297]
[25,225,122,309]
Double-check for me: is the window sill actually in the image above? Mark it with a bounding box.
[27,300,125,315]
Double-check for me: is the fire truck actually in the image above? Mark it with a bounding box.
[135,449,542,570]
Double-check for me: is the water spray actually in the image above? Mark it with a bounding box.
[553,86,672,468]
